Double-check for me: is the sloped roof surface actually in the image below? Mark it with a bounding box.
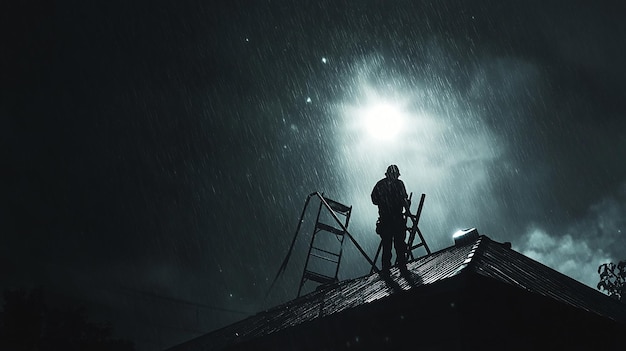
[472,236,626,323]
[168,236,626,350]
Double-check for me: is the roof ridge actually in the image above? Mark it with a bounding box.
[452,235,487,276]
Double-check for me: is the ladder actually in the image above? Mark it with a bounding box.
[370,193,431,273]
[265,192,378,300]
[298,195,352,297]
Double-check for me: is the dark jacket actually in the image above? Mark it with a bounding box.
[371,178,408,220]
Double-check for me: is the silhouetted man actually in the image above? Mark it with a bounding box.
[371,165,410,271]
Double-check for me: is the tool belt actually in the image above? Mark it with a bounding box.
[376,216,406,235]
[376,218,383,235]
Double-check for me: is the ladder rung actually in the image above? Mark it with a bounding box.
[312,247,340,257]
[316,222,346,236]
[323,197,351,214]
[304,271,337,285]
[311,252,340,263]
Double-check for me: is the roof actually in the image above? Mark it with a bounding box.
[167,235,626,350]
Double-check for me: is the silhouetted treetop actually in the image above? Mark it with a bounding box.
[598,261,626,303]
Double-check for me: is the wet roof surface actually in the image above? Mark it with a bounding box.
[168,236,626,350]
[473,237,626,323]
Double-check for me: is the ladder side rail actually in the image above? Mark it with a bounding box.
[333,233,346,279]
[297,196,326,297]
[317,197,350,282]
[404,192,414,260]
[406,194,426,254]
[370,241,383,274]
[268,192,317,300]
[415,226,431,255]
[411,194,430,255]
[414,193,425,223]
[298,230,318,297]
[344,206,352,228]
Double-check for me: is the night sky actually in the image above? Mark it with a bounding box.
[3,0,626,349]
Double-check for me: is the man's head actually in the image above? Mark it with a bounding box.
[385,164,400,179]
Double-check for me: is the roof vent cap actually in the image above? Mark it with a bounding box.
[453,228,479,246]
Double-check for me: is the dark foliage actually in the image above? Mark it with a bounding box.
[597,261,626,302]
[0,288,134,351]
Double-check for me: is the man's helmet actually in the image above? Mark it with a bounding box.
[385,164,400,178]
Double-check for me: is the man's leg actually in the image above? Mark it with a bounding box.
[381,234,393,270]
[393,227,408,266]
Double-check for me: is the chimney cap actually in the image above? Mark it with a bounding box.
[453,228,479,246]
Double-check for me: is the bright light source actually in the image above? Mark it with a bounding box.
[362,103,405,141]
[453,228,479,246]
[453,228,478,238]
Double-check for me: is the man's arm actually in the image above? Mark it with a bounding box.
[400,181,411,214]
[371,182,380,206]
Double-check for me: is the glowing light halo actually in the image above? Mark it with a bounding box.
[337,81,431,155]
[362,103,406,141]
